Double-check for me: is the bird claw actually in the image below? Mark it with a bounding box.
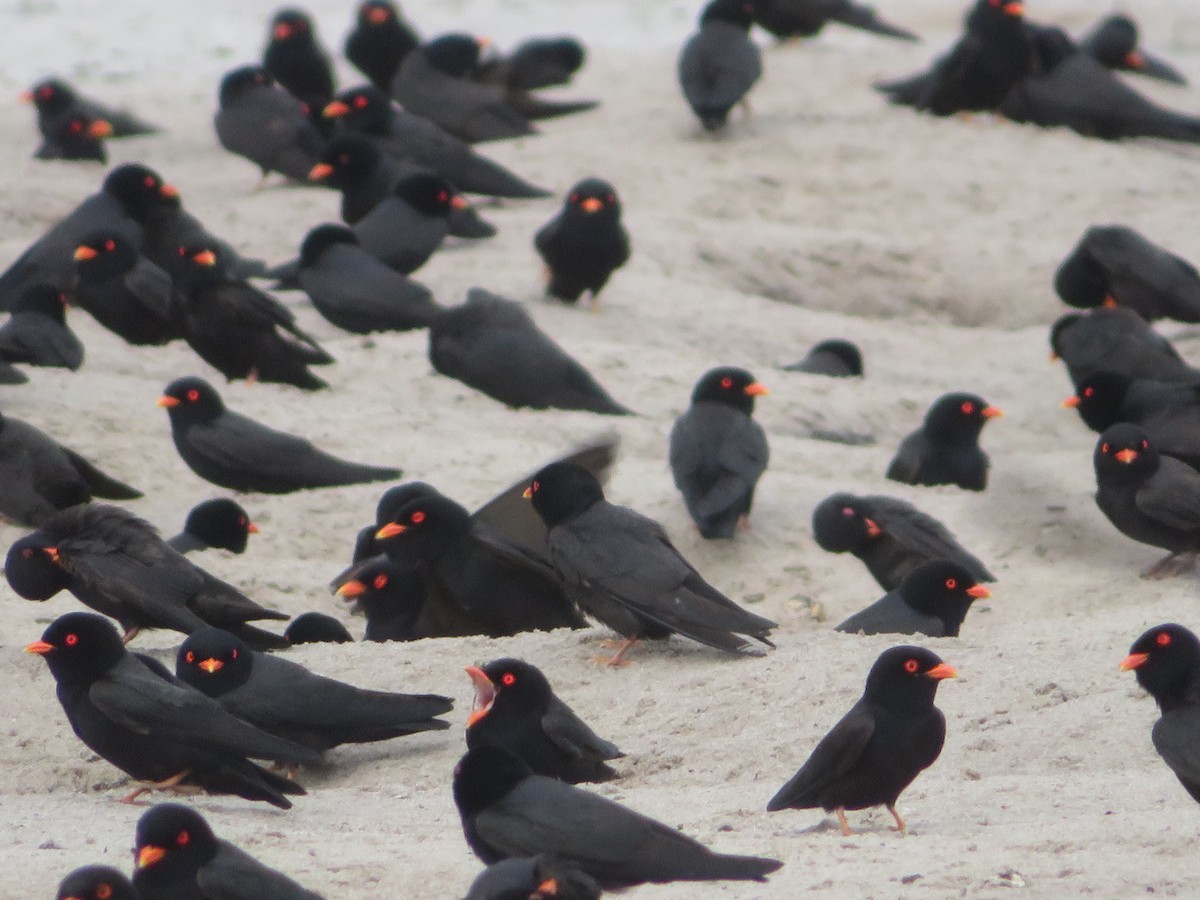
[590,653,633,667]
[1141,552,1197,580]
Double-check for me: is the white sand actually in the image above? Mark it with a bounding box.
[4,0,1200,896]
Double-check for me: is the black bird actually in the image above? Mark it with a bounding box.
[166,498,258,554]
[133,803,324,899]
[811,492,994,589]
[0,410,141,526]
[26,613,316,807]
[158,376,402,493]
[307,133,425,223]
[678,0,763,131]
[784,338,863,376]
[1093,424,1200,578]
[886,392,1002,491]
[215,66,327,183]
[1050,308,1200,387]
[754,0,918,41]
[527,462,777,664]
[284,611,353,644]
[56,865,140,900]
[465,856,602,900]
[428,289,633,414]
[483,37,588,90]
[465,658,623,783]
[174,244,332,391]
[72,231,180,345]
[138,189,268,281]
[669,367,769,539]
[1055,226,1200,322]
[176,627,452,756]
[455,745,783,888]
[334,557,429,642]
[5,502,288,646]
[33,111,112,163]
[1081,15,1187,86]
[263,8,336,114]
[23,78,159,139]
[767,645,955,834]
[1121,623,1200,805]
[345,0,420,90]
[835,559,990,636]
[297,224,440,333]
[535,179,630,305]
[0,284,83,370]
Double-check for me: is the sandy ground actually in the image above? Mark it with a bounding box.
[4,0,1200,896]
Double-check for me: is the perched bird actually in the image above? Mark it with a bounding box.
[1121,623,1200,805]
[482,37,588,90]
[334,557,428,642]
[345,0,421,90]
[455,745,783,888]
[1093,424,1200,578]
[1049,308,1199,387]
[55,865,140,900]
[428,289,632,415]
[811,492,994,589]
[176,627,452,757]
[5,502,288,646]
[886,392,1002,491]
[72,231,180,345]
[26,613,317,807]
[535,179,630,305]
[174,244,332,391]
[1055,226,1200,322]
[284,611,353,644]
[215,66,327,183]
[677,0,763,131]
[465,856,601,900]
[753,0,918,41]
[0,284,83,370]
[669,367,769,539]
[527,462,777,664]
[783,338,863,376]
[0,410,141,526]
[33,111,112,163]
[22,78,159,139]
[159,376,402,493]
[465,658,623,783]
[767,645,955,834]
[133,803,324,899]
[263,7,336,114]
[167,498,258,555]
[1081,15,1187,86]
[835,559,990,636]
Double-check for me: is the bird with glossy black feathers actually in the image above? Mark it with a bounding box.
[835,559,990,637]
[465,856,601,900]
[167,498,258,555]
[345,0,420,90]
[886,392,1002,491]
[23,78,159,140]
[158,376,402,494]
[56,865,140,900]
[1093,424,1200,578]
[754,0,917,41]
[263,8,336,116]
[26,613,317,807]
[34,111,112,163]
[176,627,452,759]
[535,179,630,306]
[72,231,180,345]
[215,66,327,183]
[465,658,623,784]
[678,0,762,132]
[0,411,141,526]
[456,745,782,887]
[335,557,428,641]
[174,244,332,390]
[0,284,82,370]
[1121,623,1200,806]
[669,367,769,539]
[784,338,863,376]
[767,645,955,834]
[284,611,353,644]
[1050,308,1199,387]
[133,803,324,899]
[811,492,994,589]
[527,462,777,664]
[428,289,633,415]
[1081,15,1186,85]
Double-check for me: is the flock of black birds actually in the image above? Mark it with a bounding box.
[0,0,1199,897]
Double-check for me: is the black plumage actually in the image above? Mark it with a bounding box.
[886,392,1002,491]
[1050,308,1200,387]
[72,230,180,345]
[33,110,111,163]
[783,338,863,376]
[215,66,328,182]
[0,284,83,370]
[835,559,990,636]
[345,1,420,90]
[754,0,918,41]
[535,179,630,304]
[263,8,336,114]
[677,0,763,131]
[138,191,267,281]
[334,557,429,642]
[167,498,258,555]
[23,78,159,139]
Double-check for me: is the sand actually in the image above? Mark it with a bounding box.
[3,0,1200,896]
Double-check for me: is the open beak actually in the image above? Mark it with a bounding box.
[966,585,991,599]
[136,845,166,870]
[336,580,366,599]
[24,640,53,655]
[87,119,113,138]
[863,518,882,538]
[1061,396,1080,409]
[926,662,958,680]
[192,250,217,267]
[1120,652,1150,671]
[744,382,769,396]
[1001,0,1023,15]
[1115,448,1138,464]
[308,162,334,181]
[198,658,224,674]
[465,665,495,727]
[156,395,180,408]
[73,245,98,262]
[982,406,1004,418]
[375,522,405,540]
[322,100,350,118]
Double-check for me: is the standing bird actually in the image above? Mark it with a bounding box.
[55,866,139,900]
[535,179,630,305]
[811,492,994,589]
[784,338,863,377]
[22,78,159,139]
[72,231,180,346]
[26,613,317,807]
[886,392,1002,491]
[262,7,336,114]
[767,646,956,834]
[0,284,83,370]
[33,111,112,163]
[133,803,324,899]
[167,498,258,555]
[455,745,783,888]
[465,658,623,783]
[527,462,777,664]
[753,0,917,41]
[215,66,327,183]
[1121,623,1200,805]
[677,0,763,132]
[669,367,769,539]
[1081,15,1187,86]
[158,376,402,493]
[1050,308,1199,387]
[834,559,990,637]
[465,856,601,900]
[345,0,421,90]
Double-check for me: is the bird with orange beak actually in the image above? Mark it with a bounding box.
[534,178,630,307]
[886,392,1003,491]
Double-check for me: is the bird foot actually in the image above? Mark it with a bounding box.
[245,369,259,386]
[887,804,907,833]
[120,627,141,645]
[591,654,633,667]
[120,770,194,804]
[836,808,853,836]
[268,762,301,780]
[1141,552,1197,579]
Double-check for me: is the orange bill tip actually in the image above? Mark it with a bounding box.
[73,245,98,261]
[522,487,533,499]
[1115,448,1138,464]
[536,878,559,895]
[308,162,334,180]
[336,580,366,598]
[579,197,603,213]
[1102,295,1119,309]
[375,522,405,539]
[863,518,882,538]
[157,395,180,408]
[273,23,292,40]
[1120,652,1149,671]
[322,101,349,118]
[198,658,224,674]
[45,547,60,563]
[966,584,991,599]
[136,845,166,870]
[24,640,53,655]
[246,522,260,534]
[982,405,1004,418]
[1002,1,1024,15]
[1124,51,1145,70]
[159,183,178,199]
[192,250,216,266]
[18,90,34,103]
[1049,351,1060,362]
[926,662,958,680]
[87,119,113,138]
[744,382,769,396]
[1061,396,1080,409]
[367,7,389,23]
[451,195,468,210]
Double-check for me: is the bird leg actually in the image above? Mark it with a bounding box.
[836,808,853,836]
[592,638,640,667]
[1141,551,1198,580]
[269,761,301,780]
[886,804,906,833]
[245,368,259,386]
[120,769,193,804]
[120,626,141,645]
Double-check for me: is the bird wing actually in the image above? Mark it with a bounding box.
[1152,710,1200,793]
[124,256,179,320]
[678,26,762,112]
[1089,227,1200,302]
[766,702,875,809]
[1135,458,1200,531]
[834,592,943,637]
[885,431,926,483]
[542,695,623,761]
[863,494,994,580]
[197,843,325,900]
[669,410,768,518]
[184,413,345,483]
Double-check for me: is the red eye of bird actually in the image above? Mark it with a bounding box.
[903,658,919,673]
[143,176,155,188]
[70,120,83,133]
[502,673,516,686]
[530,481,539,493]
[841,507,855,517]
[720,377,733,389]
[176,830,190,847]
[1141,439,1149,449]
[65,633,78,647]
[606,194,615,203]
[104,239,115,251]
[20,548,32,559]
[185,650,195,663]
[569,194,579,204]
[96,885,113,900]
[354,95,368,108]
[230,649,238,660]
[1083,387,1093,398]
[373,573,388,589]
[1101,443,1110,454]
[39,86,53,99]
[186,389,200,402]
[237,516,247,527]
[1158,632,1172,646]
[411,510,426,524]
[437,191,448,203]
[945,578,957,590]
[960,401,975,415]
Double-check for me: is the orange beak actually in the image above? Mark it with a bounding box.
[157,395,180,408]
[246,522,260,535]
[1061,396,1080,409]
[322,100,350,118]
[367,6,389,23]
[87,119,113,138]
[1001,1,1023,15]
[1102,295,1119,309]
[863,518,882,538]
[192,250,217,267]
[522,487,534,499]
[966,584,991,599]
[1115,448,1138,464]
[18,90,33,103]
[73,245,98,262]
[375,522,406,540]
[451,195,468,210]
[308,162,335,181]
[1124,51,1145,70]
[579,197,604,213]
[198,658,224,673]
[743,382,769,396]
[336,580,366,599]
[24,640,53,655]
[536,878,559,896]
[1120,652,1150,671]
[45,547,60,564]
[465,665,495,727]
[477,36,492,49]
[982,406,1004,418]
[160,183,178,199]
[274,23,292,40]
[926,662,958,680]
[136,845,166,870]
[1049,351,1060,362]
